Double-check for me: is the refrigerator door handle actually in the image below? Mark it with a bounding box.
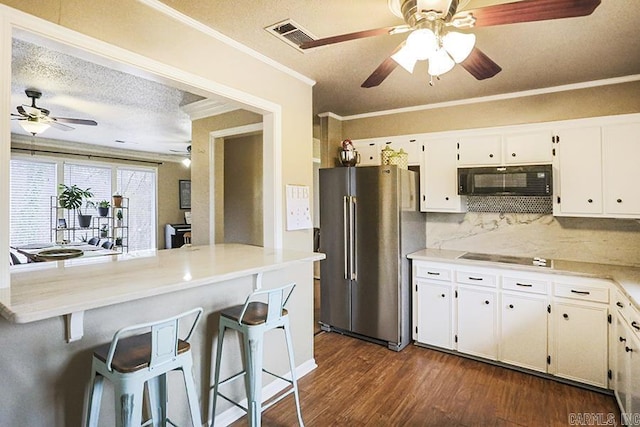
[350,196,357,281]
[343,196,349,280]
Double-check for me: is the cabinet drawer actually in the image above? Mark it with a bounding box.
[415,264,452,281]
[456,270,497,287]
[554,283,609,303]
[502,276,548,295]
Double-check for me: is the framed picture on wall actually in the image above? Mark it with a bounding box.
[179,180,191,210]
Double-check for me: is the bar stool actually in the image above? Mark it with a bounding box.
[208,283,303,427]
[183,232,192,245]
[84,307,203,427]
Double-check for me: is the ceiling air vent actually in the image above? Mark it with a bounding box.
[266,20,316,52]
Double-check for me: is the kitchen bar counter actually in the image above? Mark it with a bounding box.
[1,244,325,324]
[408,248,640,308]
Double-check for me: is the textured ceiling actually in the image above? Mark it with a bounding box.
[11,38,204,154]
[162,0,640,117]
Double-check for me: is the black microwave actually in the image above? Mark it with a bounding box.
[458,164,552,196]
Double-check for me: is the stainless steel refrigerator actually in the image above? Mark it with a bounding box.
[319,165,425,351]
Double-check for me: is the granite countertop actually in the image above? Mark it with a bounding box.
[1,244,325,324]
[408,248,640,309]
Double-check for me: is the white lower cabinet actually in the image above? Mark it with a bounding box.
[550,301,608,388]
[500,292,548,372]
[613,297,640,423]
[457,285,498,360]
[415,280,454,349]
[412,260,616,391]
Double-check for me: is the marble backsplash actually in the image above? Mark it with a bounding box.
[426,212,640,267]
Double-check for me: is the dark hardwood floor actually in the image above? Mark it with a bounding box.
[237,332,620,427]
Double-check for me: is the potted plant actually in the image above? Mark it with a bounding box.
[97,200,110,217]
[116,209,123,227]
[112,193,123,208]
[100,224,108,238]
[58,184,94,228]
[115,237,123,247]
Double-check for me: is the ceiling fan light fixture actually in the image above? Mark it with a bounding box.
[428,48,455,76]
[442,31,476,63]
[391,43,418,73]
[406,28,437,60]
[18,118,50,136]
[182,157,192,167]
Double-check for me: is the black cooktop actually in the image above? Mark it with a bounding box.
[459,252,552,268]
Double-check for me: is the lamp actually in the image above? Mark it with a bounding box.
[18,118,50,136]
[182,157,191,167]
[391,24,476,82]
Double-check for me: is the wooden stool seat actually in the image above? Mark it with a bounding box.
[221,302,288,326]
[93,332,190,373]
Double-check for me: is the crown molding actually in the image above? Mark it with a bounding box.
[181,98,240,120]
[320,74,640,122]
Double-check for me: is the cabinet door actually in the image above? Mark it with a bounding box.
[551,302,608,387]
[416,281,454,349]
[422,138,465,212]
[503,131,553,164]
[602,122,640,215]
[614,314,630,413]
[457,285,498,360]
[352,141,380,166]
[627,330,640,419]
[500,293,548,372]
[457,135,502,166]
[554,127,603,215]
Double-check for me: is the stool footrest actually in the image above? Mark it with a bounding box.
[262,387,295,412]
[217,391,249,413]
[217,370,246,388]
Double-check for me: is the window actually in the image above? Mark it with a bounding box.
[117,168,157,251]
[9,156,158,252]
[10,158,57,246]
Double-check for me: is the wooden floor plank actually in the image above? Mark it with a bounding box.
[231,332,619,426]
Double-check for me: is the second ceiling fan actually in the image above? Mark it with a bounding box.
[299,0,601,88]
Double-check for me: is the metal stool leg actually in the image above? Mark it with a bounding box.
[114,379,145,427]
[244,327,265,427]
[283,320,304,427]
[146,373,168,427]
[209,321,227,426]
[181,355,203,427]
[85,369,104,427]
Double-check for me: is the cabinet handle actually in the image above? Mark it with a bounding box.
[427,271,440,276]
[617,198,623,203]
[626,346,633,353]
[570,290,590,295]
[511,153,516,157]
[468,277,483,281]
[440,293,446,298]
[587,199,593,203]
[516,282,533,287]
[620,336,627,342]
[632,321,640,331]
[484,300,490,305]
[489,153,494,158]
[445,197,449,201]
[563,313,569,319]
[617,302,624,308]
[508,304,514,309]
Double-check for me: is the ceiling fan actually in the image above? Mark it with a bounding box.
[170,144,192,167]
[299,0,601,87]
[11,89,98,136]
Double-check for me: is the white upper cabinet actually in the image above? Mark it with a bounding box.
[553,127,603,216]
[503,130,553,164]
[457,135,502,166]
[553,117,640,218]
[420,138,466,213]
[602,122,640,215]
[351,137,420,167]
[382,138,420,165]
[351,140,380,166]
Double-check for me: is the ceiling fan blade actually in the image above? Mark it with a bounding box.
[18,105,42,117]
[460,47,502,80]
[48,120,75,131]
[52,117,98,126]
[467,0,601,27]
[300,25,410,49]
[361,43,405,88]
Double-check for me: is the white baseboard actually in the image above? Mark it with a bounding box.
[211,358,317,426]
